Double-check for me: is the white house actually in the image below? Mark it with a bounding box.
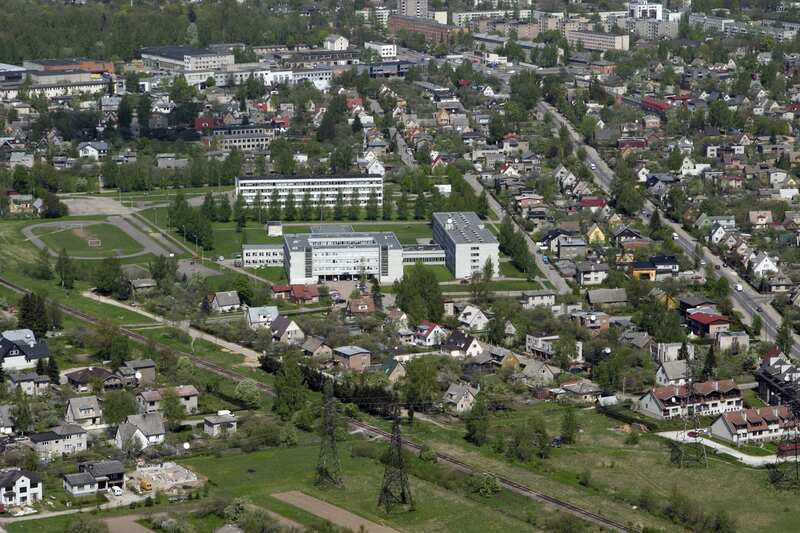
[0,469,42,507]
[442,382,480,413]
[115,413,166,451]
[365,41,397,59]
[415,321,448,347]
[655,360,689,386]
[1,329,50,372]
[441,331,484,358]
[208,291,241,313]
[77,141,108,160]
[679,157,711,177]
[323,34,349,51]
[457,304,491,331]
[245,306,279,329]
[749,252,779,279]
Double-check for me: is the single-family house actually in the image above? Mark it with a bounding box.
[518,290,556,309]
[119,359,156,385]
[586,288,628,307]
[65,367,123,391]
[77,141,108,160]
[458,304,491,331]
[115,413,166,451]
[64,396,102,427]
[0,469,42,507]
[8,372,50,396]
[716,330,750,353]
[64,460,126,496]
[415,321,447,347]
[302,336,333,358]
[443,382,480,414]
[333,345,371,372]
[270,315,305,345]
[441,331,484,358]
[245,306,279,329]
[0,329,50,372]
[208,291,241,313]
[687,312,730,338]
[655,360,690,386]
[204,411,238,437]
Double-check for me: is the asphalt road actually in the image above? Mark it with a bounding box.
[539,101,800,356]
[464,173,571,295]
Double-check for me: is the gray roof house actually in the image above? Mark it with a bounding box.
[115,412,166,451]
[442,382,480,414]
[587,288,629,306]
[29,424,87,460]
[208,291,241,313]
[656,360,690,386]
[65,396,102,427]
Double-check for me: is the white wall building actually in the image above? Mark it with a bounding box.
[432,212,500,280]
[242,244,284,268]
[628,0,663,20]
[323,35,350,51]
[0,469,42,507]
[235,174,384,208]
[140,46,235,72]
[365,41,398,59]
[283,231,403,284]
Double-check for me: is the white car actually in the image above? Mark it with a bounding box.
[672,232,679,240]
[111,486,123,496]
[590,163,596,170]
[735,283,743,292]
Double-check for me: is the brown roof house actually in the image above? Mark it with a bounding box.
[270,315,305,345]
[637,379,742,420]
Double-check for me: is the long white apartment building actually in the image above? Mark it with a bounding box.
[235,174,383,207]
[283,232,403,284]
[242,244,284,268]
[432,212,500,280]
[140,46,235,72]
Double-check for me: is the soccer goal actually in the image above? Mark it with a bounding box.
[87,239,103,248]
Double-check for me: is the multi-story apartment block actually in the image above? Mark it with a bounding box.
[235,174,384,208]
[140,46,235,72]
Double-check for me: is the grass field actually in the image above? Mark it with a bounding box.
[404,264,454,282]
[440,280,540,293]
[32,222,144,258]
[181,443,539,533]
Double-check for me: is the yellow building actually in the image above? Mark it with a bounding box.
[586,223,606,244]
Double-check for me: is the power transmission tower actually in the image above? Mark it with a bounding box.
[378,404,414,513]
[315,380,343,487]
[769,388,800,489]
[674,361,708,468]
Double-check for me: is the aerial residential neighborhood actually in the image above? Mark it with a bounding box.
[2,0,800,531]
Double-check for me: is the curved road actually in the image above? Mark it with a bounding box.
[23,216,176,260]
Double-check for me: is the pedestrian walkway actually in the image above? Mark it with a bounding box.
[658,430,779,467]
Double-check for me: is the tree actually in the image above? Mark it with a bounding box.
[396,192,409,220]
[160,389,186,431]
[267,190,282,221]
[234,379,262,409]
[103,390,138,425]
[300,192,314,221]
[12,389,32,433]
[395,263,444,323]
[649,210,663,236]
[94,257,128,299]
[531,415,550,459]
[751,314,763,338]
[561,408,578,444]
[702,344,717,380]
[17,293,49,339]
[56,248,75,289]
[382,194,394,221]
[465,394,489,446]
[402,357,439,417]
[283,192,297,221]
[273,357,306,419]
[64,516,109,533]
[333,190,345,221]
[45,357,59,384]
[365,191,379,220]
[476,190,489,219]
[777,318,793,356]
[216,195,232,222]
[201,192,217,222]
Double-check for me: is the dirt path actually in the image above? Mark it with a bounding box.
[104,515,153,533]
[81,291,262,367]
[273,491,399,533]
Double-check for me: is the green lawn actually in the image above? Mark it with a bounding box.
[404,264,454,282]
[249,266,289,284]
[32,222,144,258]
[499,260,527,278]
[440,280,540,293]
[181,443,538,533]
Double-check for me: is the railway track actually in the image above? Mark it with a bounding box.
[0,277,633,532]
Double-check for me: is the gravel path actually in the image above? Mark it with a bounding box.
[273,491,399,533]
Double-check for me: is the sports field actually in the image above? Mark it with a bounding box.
[32,222,144,258]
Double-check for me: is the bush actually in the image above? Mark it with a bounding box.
[578,469,591,487]
[624,430,640,445]
[468,473,501,497]
[418,444,437,463]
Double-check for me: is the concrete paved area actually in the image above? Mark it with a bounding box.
[273,491,399,533]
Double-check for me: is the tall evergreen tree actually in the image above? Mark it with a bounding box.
[347,192,360,220]
[777,318,794,356]
[333,190,345,221]
[200,192,217,221]
[284,192,297,221]
[382,195,393,221]
[365,191,379,220]
[32,247,53,280]
[396,193,409,220]
[300,192,313,221]
[268,190,282,220]
[465,394,489,446]
[216,195,232,222]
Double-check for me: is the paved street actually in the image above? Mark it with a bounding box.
[463,173,570,294]
[539,101,800,356]
[658,430,779,467]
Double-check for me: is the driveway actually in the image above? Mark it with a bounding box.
[273,491,399,533]
[657,430,779,466]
